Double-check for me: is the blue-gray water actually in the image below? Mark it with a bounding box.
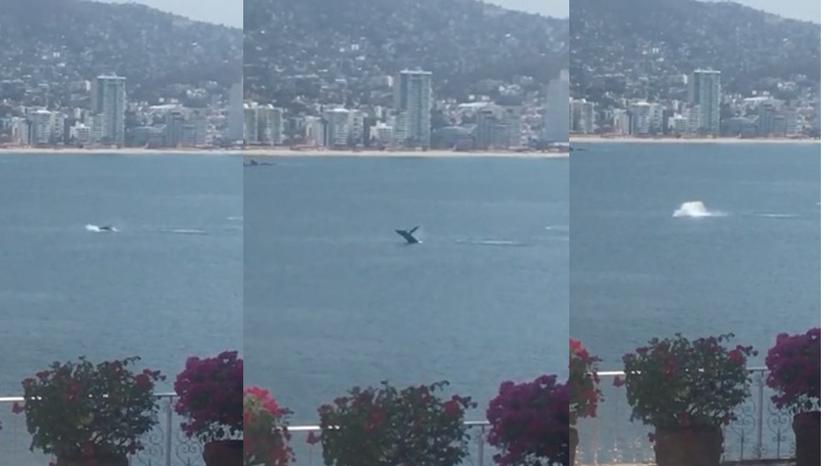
[245,157,569,422]
[0,154,242,394]
[571,143,820,367]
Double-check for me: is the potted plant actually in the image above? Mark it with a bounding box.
[486,374,569,466]
[569,339,602,466]
[17,356,164,466]
[244,386,293,466]
[765,328,820,466]
[174,351,244,466]
[311,381,474,466]
[619,334,756,466]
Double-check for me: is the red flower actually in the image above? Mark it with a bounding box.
[487,375,568,465]
[11,402,24,414]
[442,400,461,417]
[727,349,745,364]
[20,357,163,460]
[569,339,603,421]
[175,351,243,442]
[766,328,820,412]
[244,386,293,466]
[306,431,321,445]
[315,381,472,466]
[135,374,153,390]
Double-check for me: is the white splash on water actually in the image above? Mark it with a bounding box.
[85,224,118,233]
[672,201,726,218]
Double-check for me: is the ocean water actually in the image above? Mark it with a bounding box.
[571,142,820,365]
[244,156,569,422]
[570,143,819,461]
[0,154,243,394]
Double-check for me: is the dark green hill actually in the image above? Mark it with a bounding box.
[0,0,242,102]
[244,0,568,102]
[571,0,820,99]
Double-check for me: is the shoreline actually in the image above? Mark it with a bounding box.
[0,147,570,158]
[570,136,820,145]
[0,147,243,156]
[243,149,569,158]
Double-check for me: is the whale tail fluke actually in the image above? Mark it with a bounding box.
[395,226,421,244]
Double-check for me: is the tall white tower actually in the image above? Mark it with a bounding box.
[92,75,127,145]
[688,69,721,135]
[544,69,569,143]
[394,70,432,149]
[228,81,244,142]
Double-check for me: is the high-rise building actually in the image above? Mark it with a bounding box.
[474,105,520,150]
[757,102,777,136]
[29,109,54,145]
[688,69,721,135]
[92,75,127,145]
[243,104,258,144]
[227,82,244,142]
[394,70,432,148]
[256,105,284,145]
[305,116,326,147]
[10,117,30,145]
[628,102,664,135]
[570,98,596,134]
[324,108,352,147]
[544,69,569,143]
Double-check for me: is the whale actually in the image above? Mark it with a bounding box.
[395,226,421,244]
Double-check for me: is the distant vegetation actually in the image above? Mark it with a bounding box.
[0,0,242,103]
[571,0,820,100]
[244,0,569,103]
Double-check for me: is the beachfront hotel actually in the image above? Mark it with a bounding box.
[92,74,127,145]
[394,69,433,148]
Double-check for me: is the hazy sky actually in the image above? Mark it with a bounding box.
[102,0,243,28]
[706,0,819,22]
[104,0,816,26]
[489,0,568,18]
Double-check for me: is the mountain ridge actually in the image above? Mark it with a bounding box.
[0,0,242,104]
[571,0,820,100]
[244,0,569,103]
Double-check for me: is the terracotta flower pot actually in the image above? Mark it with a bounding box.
[793,411,820,466]
[203,439,243,466]
[569,426,579,466]
[653,425,722,466]
[56,454,129,466]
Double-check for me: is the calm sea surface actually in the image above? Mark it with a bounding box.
[0,154,242,394]
[571,143,820,366]
[245,156,569,422]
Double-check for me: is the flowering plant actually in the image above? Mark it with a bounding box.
[569,339,602,423]
[244,387,293,466]
[766,328,820,413]
[486,375,569,466]
[619,334,756,430]
[18,356,163,459]
[313,381,474,466]
[174,351,243,443]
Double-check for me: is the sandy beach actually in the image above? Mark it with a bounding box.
[243,148,569,158]
[0,147,243,156]
[570,135,820,145]
[0,147,570,158]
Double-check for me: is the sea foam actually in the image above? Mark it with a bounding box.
[85,224,118,233]
[672,201,725,218]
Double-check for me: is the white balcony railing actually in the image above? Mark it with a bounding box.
[0,369,795,466]
[574,368,796,465]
